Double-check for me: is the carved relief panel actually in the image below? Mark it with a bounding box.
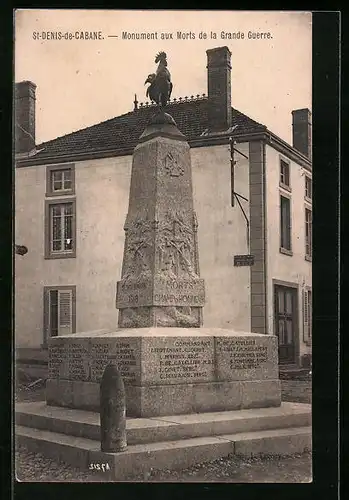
[121,218,154,281]
[163,152,184,177]
[156,210,198,279]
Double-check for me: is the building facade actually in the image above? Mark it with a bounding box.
[15,46,312,372]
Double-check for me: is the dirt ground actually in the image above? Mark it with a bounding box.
[15,446,312,483]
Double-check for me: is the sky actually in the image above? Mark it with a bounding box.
[14,10,312,146]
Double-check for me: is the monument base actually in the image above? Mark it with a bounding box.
[46,328,281,417]
[46,378,281,417]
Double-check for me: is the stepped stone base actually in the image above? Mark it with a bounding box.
[47,328,281,417]
[16,402,312,481]
[16,401,311,444]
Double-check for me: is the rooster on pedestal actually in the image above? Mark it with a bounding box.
[144,51,173,107]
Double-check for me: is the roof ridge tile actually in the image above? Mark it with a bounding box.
[34,100,266,160]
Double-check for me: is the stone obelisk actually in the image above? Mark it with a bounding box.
[46,51,281,419]
[116,111,205,328]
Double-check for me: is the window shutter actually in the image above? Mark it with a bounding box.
[58,290,73,334]
[303,289,309,343]
[308,290,312,345]
[43,289,49,345]
[286,199,291,248]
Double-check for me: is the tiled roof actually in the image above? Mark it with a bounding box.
[34,97,267,161]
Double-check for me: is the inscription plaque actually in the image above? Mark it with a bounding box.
[48,344,65,378]
[116,280,152,309]
[116,278,206,309]
[145,337,214,384]
[234,254,255,267]
[217,339,267,369]
[153,277,205,307]
[216,337,276,381]
[90,341,139,384]
[48,341,89,381]
[67,342,89,380]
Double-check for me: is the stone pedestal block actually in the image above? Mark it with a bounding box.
[46,328,281,417]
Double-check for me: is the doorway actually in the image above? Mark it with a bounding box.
[274,285,298,365]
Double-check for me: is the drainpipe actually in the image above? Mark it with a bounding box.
[262,141,268,334]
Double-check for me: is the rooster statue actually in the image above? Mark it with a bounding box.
[145,51,173,107]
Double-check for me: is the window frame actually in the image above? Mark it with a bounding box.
[305,205,312,260]
[45,198,77,259]
[279,157,291,191]
[279,193,292,255]
[46,163,75,197]
[302,287,312,345]
[43,285,76,347]
[305,174,312,201]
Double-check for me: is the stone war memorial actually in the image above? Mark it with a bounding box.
[16,50,311,480]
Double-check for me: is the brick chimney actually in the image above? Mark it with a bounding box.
[206,46,232,133]
[15,81,36,154]
[292,108,312,160]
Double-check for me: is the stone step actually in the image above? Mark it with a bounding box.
[279,367,311,380]
[16,424,312,481]
[16,401,311,445]
[223,427,312,458]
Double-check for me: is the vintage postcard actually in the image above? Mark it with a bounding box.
[14,9,312,482]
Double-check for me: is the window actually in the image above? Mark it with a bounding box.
[305,175,312,200]
[51,203,73,252]
[43,286,76,344]
[305,207,312,258]
[45,199,76,259]
[46,164,75,196]
[52,169,72,192]
[280,195,292,252]
[280,159,290,188]
[303,288,312,345]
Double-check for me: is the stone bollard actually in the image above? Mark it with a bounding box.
[100,363,127,452]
